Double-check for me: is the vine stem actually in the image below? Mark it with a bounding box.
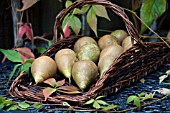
[123,8,170,48]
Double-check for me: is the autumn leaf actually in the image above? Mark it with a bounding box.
[57,85,81,94]
[154,88,170,95]
[92,5,110,21]
[17,0,39,12]
[55,79,65,87]
[60,23,71,40]
[140,78,145,83]
[87,7,97,37]
[43,78,57,87]
[43,87,57,101]
[15,47,35,64]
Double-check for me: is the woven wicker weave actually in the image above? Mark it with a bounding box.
[9,0,170,107]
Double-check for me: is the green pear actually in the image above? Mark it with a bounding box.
[72,60,98,90]
[111,29,128,44]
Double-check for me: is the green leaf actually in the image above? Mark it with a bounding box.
[0,103,5,110]
[127,95,136,103]
[48,40,53,47]
[92,5,110,21]
[96,100,108,105]
[133,97,141,108]
[73,8,84,15]
[69,15,81,35]
[7,64,22,85]
[62,14,70,28]
[84,99,95,105]
[33,103,42,109]
[22,63,31,74]
[141,93,154,101]
[101,104,118,111]
[140,0,166,34]
[87,8,98,36]
[18,102,30,109]
[96,96,105,100]
[55,79,65,87]
[43,87,57,101]
[65,0,72,8]
[137,92,146,98]
[81,5,90,13]
[43,78,57,87]
[0,49,22,63]
[36,47,46,54]
[93,101,100,109]
[24,59,34,64]
[7,105,18,111]
[166,70,170,75]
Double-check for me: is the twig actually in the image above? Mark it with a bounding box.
[123,8,170,48]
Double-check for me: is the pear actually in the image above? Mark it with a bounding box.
[55,48,76,60]
[122,36,136,51]
[55,54,77,83]
[72,60,98,90]
[77,43,100,63]
[99,44,124,60]
[74,36,97,53]
[31,56,57,84]
[98,34,119,50]
[98,56,116,77]
[111,29,128,44]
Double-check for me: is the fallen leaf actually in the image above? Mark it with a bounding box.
[140,78,145,83]
[159,75,168,84]
[57,86,80,92]
[43,87,57,101]
[43,78,57,87]
[154,88,170,95]
[141,93,154,101]
[55,79,65,87]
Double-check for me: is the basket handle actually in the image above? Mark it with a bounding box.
[53,0,145,48]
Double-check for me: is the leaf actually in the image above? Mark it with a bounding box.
[65,0,72,8]
[57,89,81,94]
[127,95,136,103]
[18,102,30,109]
[133,97,141,108]
[60,23,71,40]
[17,0,39,11]
[142,93,154,101]
[140,0,167,34]
[96,96,105,100]
[43,87,57,101]
[57,85,79,91]
[0,49,22,63]
[81,5,90,13]
[43,78,57,87]
[154,88,170,95]
[22,63,32,74]
[33,103,42,109]
[24,25,33,40]
[92,5,110,21]
[140,78,145,83]
[87,8,98,36]
[101,104,118,111]
[69,15,81,35]
[62,14,70,28]
[0,103,5,110]
[96,100,108,105]
[15,47,35,63]
[73,8,84,15]
[63,102,71,107]
[7,64,22,85]
[93,101,100,109]
[137,92,146,98]
[84,99,95,105]
[166,70,170,75]
[56,79,65,87]
[7,105,18,111]
[48,40,53,47]
[159,75,168,84]
[24,59,34,64]
[18,25,26,40]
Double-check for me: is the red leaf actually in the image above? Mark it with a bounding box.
[15,47,35,64]
[56,79,65,87]
[24,25,33,40]
[43,87,56,101]
[18,25,26,40]
[43,78,57,87]
[57,86,80,92]
[60,23,70,40]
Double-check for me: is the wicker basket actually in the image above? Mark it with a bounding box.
[10,0,170,107]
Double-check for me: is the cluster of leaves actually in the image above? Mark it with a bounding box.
[42,78,81,101]
[0,96,42,111]
[131,0,167,34]
[62,0,110,37]
[84,96,117,111]
[127,92,155,108]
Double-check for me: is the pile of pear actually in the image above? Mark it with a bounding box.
[31,29,136,90]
